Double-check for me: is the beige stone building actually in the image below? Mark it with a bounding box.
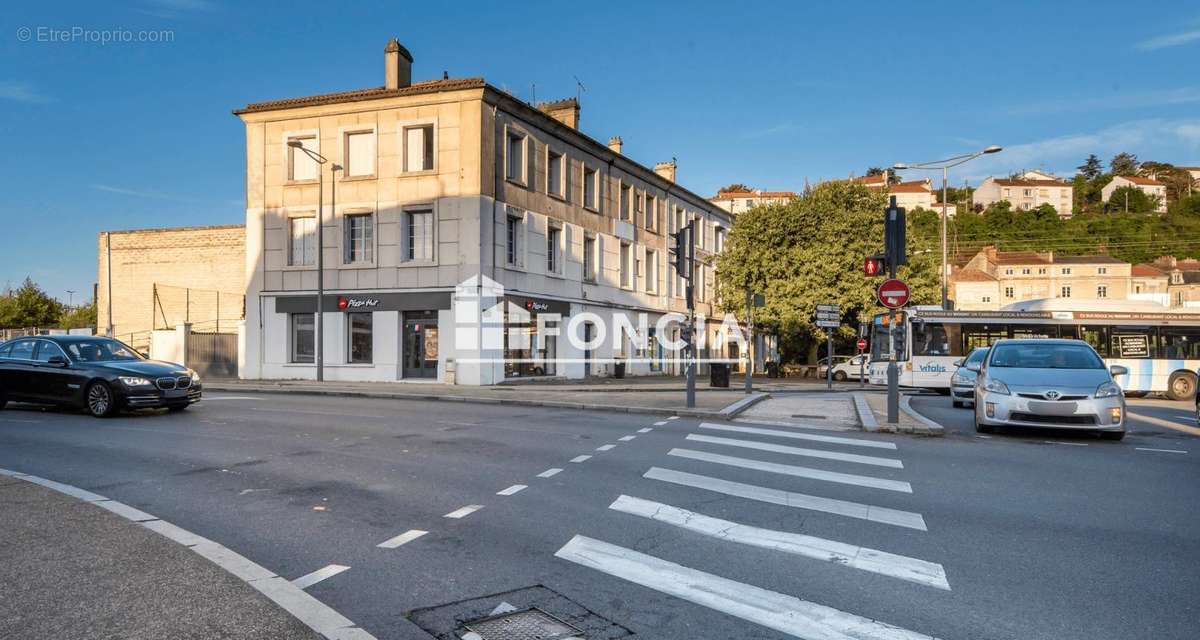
[1102,175,1168,213]
[97,224,246,349]
[973,174,1073,217]
[234,39,733,384]
[709,189,797,215]
[950,246,1128,310]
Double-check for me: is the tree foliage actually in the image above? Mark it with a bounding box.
[715,181,938,362]
[1109,152,1139,176]
[1077,154,1103,180]
[1106,185,1160,214]
[0,278,63,329]
[58,301,97,330]
[717,183,754,193]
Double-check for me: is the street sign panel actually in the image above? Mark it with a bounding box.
[877,278,910,309]
[816,320,840,328]
[816,304,840,312]
[857,337,868,351]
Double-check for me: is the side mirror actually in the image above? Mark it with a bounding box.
[966,362,982,373]
[952,359,963,367]
[1110,364,1129,377]
[47,355,68,366]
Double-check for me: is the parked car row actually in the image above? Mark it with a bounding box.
[0,336,201,417]
[948,339,1127,440]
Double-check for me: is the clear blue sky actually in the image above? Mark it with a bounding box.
[3,0,1200,303]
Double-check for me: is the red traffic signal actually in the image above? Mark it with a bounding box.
[863,256,885,277]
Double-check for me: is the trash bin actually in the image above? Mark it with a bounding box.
[709,362,730,387]
[613,360,626,379]
[766,361,780,378]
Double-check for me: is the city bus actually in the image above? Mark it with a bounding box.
[867,301,1200,399]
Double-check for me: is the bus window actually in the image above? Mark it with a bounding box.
[1010,325,1059,339]
[1160,326,1200,359]
[1079,325,1108,357]
[1110,326,1156,359]
[962,324,1007,352]
[912,322,961,356]
[1059,325,1079,341]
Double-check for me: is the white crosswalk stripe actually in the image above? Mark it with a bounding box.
[609,495,948,590]
[555,535,940,640]
[685,433,904,469]
[698,422,898,450]
[644,467,927,530]
[669,448,913,493]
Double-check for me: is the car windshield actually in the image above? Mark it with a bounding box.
[64,339,144,362]
[989,343,1104,369]
[964,348,989,366]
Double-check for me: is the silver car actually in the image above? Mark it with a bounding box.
[972,339,1128,440]
[950,347,989,409]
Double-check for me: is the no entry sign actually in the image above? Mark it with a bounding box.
[857,337,868,351]
[877,279,910,309]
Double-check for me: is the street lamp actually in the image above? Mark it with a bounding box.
[287,140,342,382]
[893,145,1002,309]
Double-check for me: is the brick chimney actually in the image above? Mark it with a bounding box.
[538,98,580,129]
[384,38,413,90]
[655,160,677,183]
[608,136,623,154]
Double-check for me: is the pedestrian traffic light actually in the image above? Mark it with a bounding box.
[863,255,885,277]
[884,196,907,272]
[670,227,690,280]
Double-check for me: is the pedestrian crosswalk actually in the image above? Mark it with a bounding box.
[554,417,946,639]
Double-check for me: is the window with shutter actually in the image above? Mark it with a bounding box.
[345,131,375,177]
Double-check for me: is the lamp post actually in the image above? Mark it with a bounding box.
[287,141,341,382]
[893,145,1002,309]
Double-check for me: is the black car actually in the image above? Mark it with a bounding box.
[0,335,201,417]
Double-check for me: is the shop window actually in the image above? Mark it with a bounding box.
[290,313,314,363]
[347,312,373,363]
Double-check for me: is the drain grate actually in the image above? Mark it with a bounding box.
[464,608,583,640]
[791,414,825,419]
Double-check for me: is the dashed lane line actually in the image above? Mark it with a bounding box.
[377,530,428,549]
[654,421,669,426]
[685,434,904,469]
[644,467,927,531]
[668,448,913,493]
[1127,411,1200,436]
[667,416,679,420]
[638,428,653,433]
[497,484,527,496]
[537,468,563,478]
[444,505,484,519]
[1136,447,1188,454]
[596,444,617,451]
[554,535,940,640]
[619,435,637,442]
[291,564,351,590]
[1045,441,1088,447]
[570,455,592,463]
[698,422,899,450]
[609,495,949,590]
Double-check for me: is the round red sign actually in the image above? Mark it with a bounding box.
[856,338,868,351]
[877,278,910,309]
[337,296,348,310]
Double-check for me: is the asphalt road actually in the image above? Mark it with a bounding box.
[1,392,1197,640]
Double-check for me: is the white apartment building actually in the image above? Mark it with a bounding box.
[234,40,733,385]
[973,174,1073,217]
[709,189,797,215]
[1102,175,1168,213]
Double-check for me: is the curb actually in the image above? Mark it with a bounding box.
[899,394,945,436]
[0,467,376,640]
[206,384,767,421]
[852,392,879,431]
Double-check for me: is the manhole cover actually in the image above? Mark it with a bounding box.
[464,607,583,640]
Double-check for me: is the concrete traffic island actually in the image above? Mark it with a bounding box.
[0,470,366,640]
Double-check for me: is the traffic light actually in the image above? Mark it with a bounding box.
[863,255,885,277]
[884,196,906,272]
[670,227,690,280]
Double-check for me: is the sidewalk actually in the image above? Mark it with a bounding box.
[0,473,323,640]
[206,377,773,419]
[859,391,944,436]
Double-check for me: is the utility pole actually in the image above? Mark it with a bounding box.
[744,287,753,394]
[685,219,696,409]
[884,196,907,425]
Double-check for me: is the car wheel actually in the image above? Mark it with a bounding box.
[85,382,116,418]
[952,400,964,409]
[1099,431,1125,441]
[1166,372,1196,401]
[973,409,993,433]
[833,371,847,382]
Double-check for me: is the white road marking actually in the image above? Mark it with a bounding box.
[1045,441,1088,447]
[667,416,679,420]
[1126,410,1200,436]
[0,418,42,423]
[976,435,992,439]
[291,564,351,590]
[555,535,939,640]
[610,495,949,590]
[444,505,484,519]
[1136,447,1188,454]
[497,484,527,496]
[596,444,617,451]
[638,428,653,433]
[377,529,428,548]
[699,422,898,450]
[685,434,903,469]
[619,435,637,442]
[645,467,926,530]
[537,468,563,478]
[654,421,669,426]
[570,455,592,463]
[203,396,263,400]
[669,448,912,493]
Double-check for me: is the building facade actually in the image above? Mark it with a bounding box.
[235,40,733,385]
[1101,175,1168,213]
[973,175,1073,217]
[949,246,1128,310]
[97,224,246,350]
[709,189,797,216]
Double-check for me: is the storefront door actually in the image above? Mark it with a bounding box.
[403,313,438,379]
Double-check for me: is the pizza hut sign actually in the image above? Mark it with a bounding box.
[524,300,551,312]
[337,296,380,311]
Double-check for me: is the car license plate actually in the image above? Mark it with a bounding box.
[1027,400,1077,416]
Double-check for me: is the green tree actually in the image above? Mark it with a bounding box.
[716,181,937,363]
[1105,185,1160,214]
[1109,152,1139,176]
[0,278,62,329]
[1139,161,1192,206]
[58,301,97,330]
[717,183,754,194]
[1077,154,1103,180]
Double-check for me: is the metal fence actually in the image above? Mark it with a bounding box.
[152,284,244,334]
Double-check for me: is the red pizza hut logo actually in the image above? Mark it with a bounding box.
[524,300,550,312]
[338,296,379,310]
